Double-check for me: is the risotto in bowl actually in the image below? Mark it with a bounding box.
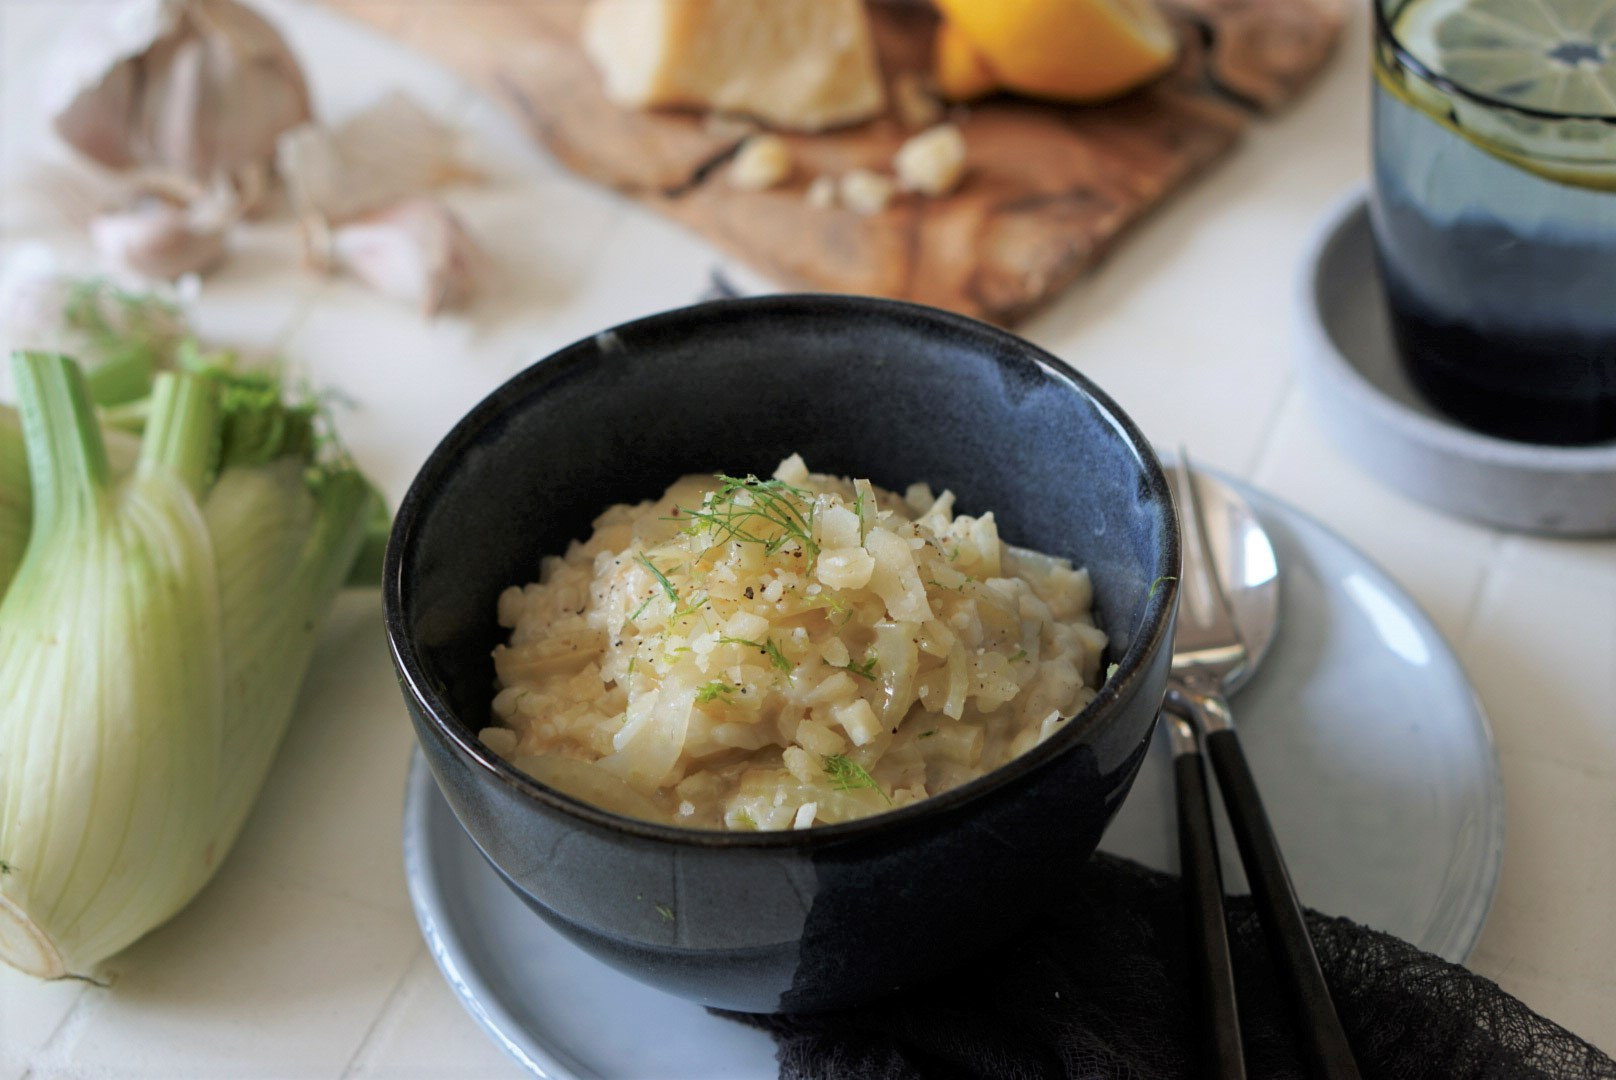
[384,295,1178,1013]
[486,456,1113,831]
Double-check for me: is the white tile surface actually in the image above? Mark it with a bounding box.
[1252,390,1502,643]
[344,948,527,1079]
[1470,753,1616,1043]
[35,874,418,1079]
[2,0,1614,1071]
[185,222,327,353]
[224,591,418,916]
[0,2,66,190]
[0,966,83,1078]
[1460,536,1616,778]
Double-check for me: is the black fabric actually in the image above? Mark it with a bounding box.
[718,853,1616,1080]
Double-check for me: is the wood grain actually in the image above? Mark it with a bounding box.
[323,0,1345,325]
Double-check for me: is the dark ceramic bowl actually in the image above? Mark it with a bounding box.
[384,295,1179,1014]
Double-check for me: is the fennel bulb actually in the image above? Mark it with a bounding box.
[0,351,381,978]
[0,407,26,591]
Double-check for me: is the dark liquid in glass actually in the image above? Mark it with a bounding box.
[1374,213,1616,445]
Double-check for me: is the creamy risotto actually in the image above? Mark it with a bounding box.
[481,455,1107,830]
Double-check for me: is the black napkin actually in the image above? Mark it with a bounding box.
[718,853,1616,1080]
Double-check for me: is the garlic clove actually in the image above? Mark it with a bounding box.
[47,0,311,212]
[278,92,475,229]
[91,193,231,281]
[328,197,481,315]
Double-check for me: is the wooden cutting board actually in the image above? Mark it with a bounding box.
[324,0,1345,326]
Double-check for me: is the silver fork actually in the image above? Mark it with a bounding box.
[1168,455,1362,1080]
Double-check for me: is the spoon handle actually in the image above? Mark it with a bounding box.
[1204,727,1363,1080]
[1167,709,1247,1080]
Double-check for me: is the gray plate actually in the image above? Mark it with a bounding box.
[403,479,1505,1079]
[1294,187,1616,536]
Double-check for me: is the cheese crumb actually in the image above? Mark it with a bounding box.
[894,124,967,196]
[832,698,882,746]
[784,746,819,784]
[839,169,895,215]
[729,135,793,191]
[806,175,838,208]
[817,546,876,590]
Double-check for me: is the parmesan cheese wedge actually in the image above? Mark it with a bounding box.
[582,0,887,132]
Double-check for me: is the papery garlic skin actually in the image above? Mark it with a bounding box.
[278,93,471,228]
[328,198,480,315]
[48,0,312,210]
[92,195,230,280]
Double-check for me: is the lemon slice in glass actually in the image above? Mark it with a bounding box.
[1396,0,1616,116]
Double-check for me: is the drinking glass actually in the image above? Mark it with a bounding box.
[1371,0,1616,446]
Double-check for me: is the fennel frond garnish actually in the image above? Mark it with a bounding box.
[696,681,734,703]
[764,638,793,673]
[836,652,878,680]
[676,474,820,567]
[822,754,889,803]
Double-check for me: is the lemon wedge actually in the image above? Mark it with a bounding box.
[932,0,1178,104]
[935,18,1000,102]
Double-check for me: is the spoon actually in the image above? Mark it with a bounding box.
[1168,457,1361,1080]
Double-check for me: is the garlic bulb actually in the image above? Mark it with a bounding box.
[47,0,311,211]
[92,190,232,280]
[325,198,480,315]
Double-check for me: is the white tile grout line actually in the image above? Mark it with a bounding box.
[1455,531,1511,652]
[267,286,324,357]
[337,940,429,1080]
[1243,371,1299,481]
[26,875,420,1072]
[26,980,91,1070]
[232,862,417,923]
